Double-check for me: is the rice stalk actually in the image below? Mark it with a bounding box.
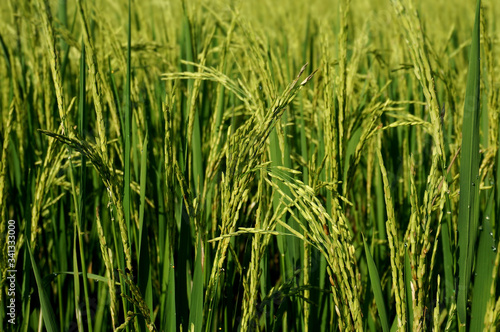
[203,64,315,327]
[376,136,406,331]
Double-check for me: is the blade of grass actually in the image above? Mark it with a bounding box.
[73,228,83,331]
[441,193,455,307]
[165,251,176,331]
[42,271,117,285]
[189,236,204,332]
[404,247,414,330]
[123,0,132,265]
[27,241,60,332]
[470,189,495,331]
[363,235,389,332]
[457,0,481,328]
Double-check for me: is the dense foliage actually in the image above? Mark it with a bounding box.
[0,0,499,330]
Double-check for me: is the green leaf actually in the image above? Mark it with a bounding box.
[27,241,60,332]
[404,248,414,330]
[470,190,496,331]
[188,236,204,332]
[363,235,389,332]
[457,0,481,328]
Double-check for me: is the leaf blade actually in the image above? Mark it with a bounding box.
[457,0,482,327]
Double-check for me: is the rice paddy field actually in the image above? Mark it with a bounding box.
[0,0,499,330]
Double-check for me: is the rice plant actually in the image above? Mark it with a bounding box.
[0,0,499,331]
